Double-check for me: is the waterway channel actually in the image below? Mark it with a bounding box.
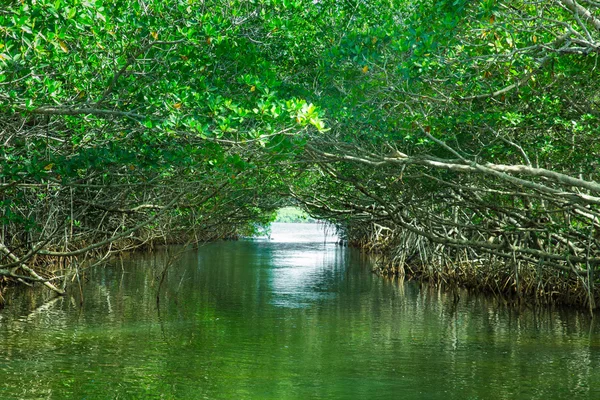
[1,223,599,399]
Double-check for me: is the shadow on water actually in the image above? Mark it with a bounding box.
[1,223,600,399]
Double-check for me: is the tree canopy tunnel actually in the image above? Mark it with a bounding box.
[2,0,600,309]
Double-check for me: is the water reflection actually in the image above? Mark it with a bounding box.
[0,223,599,399]
[268,246,343,308]
[264,222,338,243]
[257,223,343,308]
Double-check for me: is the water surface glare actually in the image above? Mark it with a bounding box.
[1,222,599,399]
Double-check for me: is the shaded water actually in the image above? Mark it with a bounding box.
[1,223,600,399]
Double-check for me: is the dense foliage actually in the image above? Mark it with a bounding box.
[2,0,600,309]
[0,0,328,294]
[293,0,600,310]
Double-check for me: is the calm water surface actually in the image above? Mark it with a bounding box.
[1,223,599,399]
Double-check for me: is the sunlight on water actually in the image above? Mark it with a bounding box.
[1,225,599,400]
[264,222,339,243]
[255,223,343,308]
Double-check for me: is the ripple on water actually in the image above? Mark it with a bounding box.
[0,224,599,399]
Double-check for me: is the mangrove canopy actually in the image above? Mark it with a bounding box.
[2,0,600,310]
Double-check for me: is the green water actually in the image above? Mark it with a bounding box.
[1,223,599,399]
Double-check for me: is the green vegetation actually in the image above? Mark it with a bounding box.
[1,0,600,310]
[274,207,316,223]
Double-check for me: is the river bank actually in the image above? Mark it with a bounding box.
[340,223,600,314]
[0,226,251,307]
[1,229,599,399]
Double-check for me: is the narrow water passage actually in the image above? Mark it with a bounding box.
[1,223,599,399]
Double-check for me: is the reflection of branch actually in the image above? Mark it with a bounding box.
[0,268,46,282]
